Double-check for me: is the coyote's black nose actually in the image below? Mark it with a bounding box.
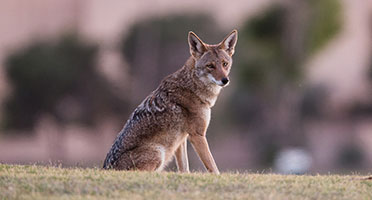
[221,77,229,85]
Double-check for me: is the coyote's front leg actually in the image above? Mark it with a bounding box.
[189,134,220,174]
[175,137,190,173]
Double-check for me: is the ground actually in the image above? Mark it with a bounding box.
[0,164,371,200]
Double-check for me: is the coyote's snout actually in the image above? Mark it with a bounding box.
[103,30,238,174]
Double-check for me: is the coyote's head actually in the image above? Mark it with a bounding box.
[188,30,238,87]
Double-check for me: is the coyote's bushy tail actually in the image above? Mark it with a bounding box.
[102,130,126,169]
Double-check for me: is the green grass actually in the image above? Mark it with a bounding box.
[0,164,371,200]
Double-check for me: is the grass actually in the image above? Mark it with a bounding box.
[0,164,371,200]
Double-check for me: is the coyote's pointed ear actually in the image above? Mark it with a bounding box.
[219,30,238,56]
[188,31,207,58]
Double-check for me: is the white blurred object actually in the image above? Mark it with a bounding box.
[274,147,312,174]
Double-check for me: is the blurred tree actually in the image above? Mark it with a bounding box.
[306,0,342,54]
[3,34,129,132]
[236,0,341,91]
[230,0,342,167]
[120,15,224,103]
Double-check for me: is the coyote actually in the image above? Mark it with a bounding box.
[103,30,238,174]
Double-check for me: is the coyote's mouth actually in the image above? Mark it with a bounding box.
[207,74,229,87]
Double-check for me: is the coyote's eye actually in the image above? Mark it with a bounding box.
[223,62,228,67]
[206,64,215,69]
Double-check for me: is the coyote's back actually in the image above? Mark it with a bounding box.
[103,30,238,173]
[102,73,187,170]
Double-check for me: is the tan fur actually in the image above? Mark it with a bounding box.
[103,30,238,174]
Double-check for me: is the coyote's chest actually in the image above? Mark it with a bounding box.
[200,107,211,128]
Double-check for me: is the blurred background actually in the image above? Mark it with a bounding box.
[0,0,372,174]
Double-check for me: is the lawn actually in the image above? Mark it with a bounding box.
[0,164,371,199]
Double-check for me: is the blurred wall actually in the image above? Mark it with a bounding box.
[0,0,372,173]
[0,0,276,168]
